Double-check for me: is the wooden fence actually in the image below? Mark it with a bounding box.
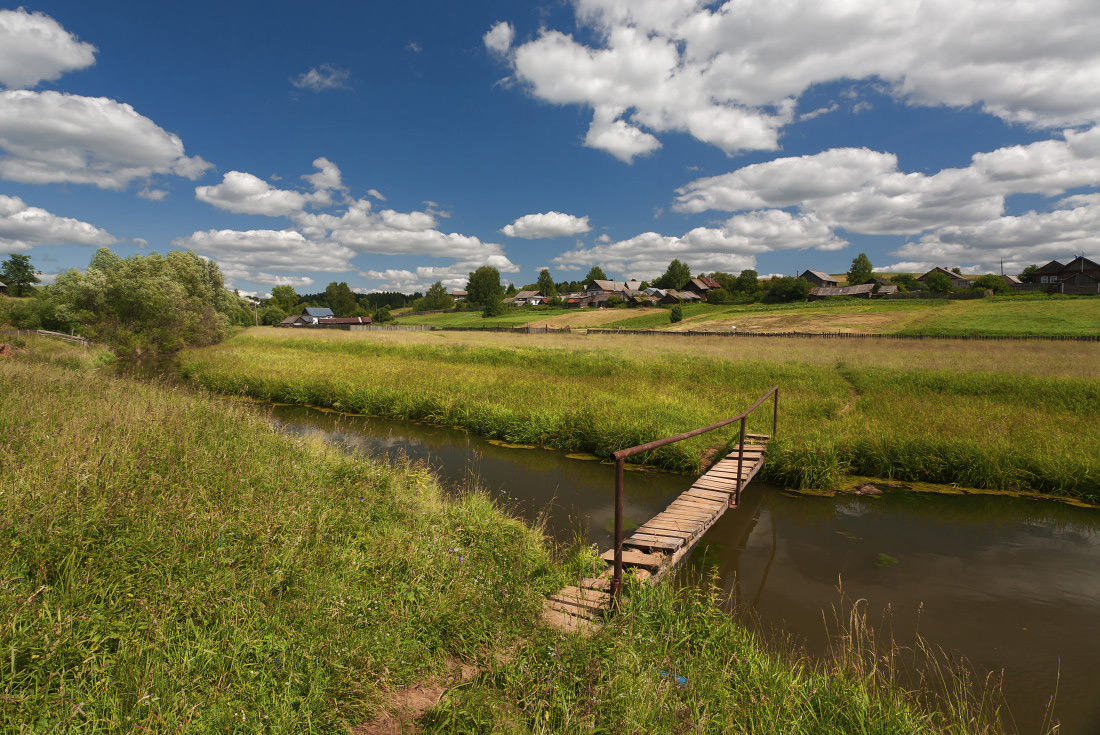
[580,328,1100,342]
[0,328,91,347]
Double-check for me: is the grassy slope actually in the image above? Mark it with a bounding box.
[0,353,557,732]
[180,329,1100,500]
[397,297,1100,337]
[0,345,1002,734]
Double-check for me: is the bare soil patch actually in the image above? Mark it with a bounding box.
[353,658,478,735]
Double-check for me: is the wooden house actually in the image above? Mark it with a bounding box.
[504,290,546,306]
[1031,260,1065,286]
[808,284,875,300]
[799,270,840,287]
[1022,257,1100,293]
[918,267,973,290]
[584,279,626,295]
[683,276,721,295]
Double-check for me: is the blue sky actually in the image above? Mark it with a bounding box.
[2,1,1099,296]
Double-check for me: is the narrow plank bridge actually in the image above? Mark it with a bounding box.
[542,386,779,633]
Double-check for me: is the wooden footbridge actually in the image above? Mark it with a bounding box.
[542,387,779,633]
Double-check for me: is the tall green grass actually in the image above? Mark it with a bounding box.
[2,343,1025,733]
[179,330,1100,501]
[425,577,1011,734]
[0,357,557,732]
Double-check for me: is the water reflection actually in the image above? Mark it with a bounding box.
[269,403,1100,733]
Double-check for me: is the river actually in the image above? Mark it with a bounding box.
[269,403,1100,734]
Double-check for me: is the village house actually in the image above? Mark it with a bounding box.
[799,270,840,287]
[808,283,876,300]
[683,276,721,296]
[1028,257,1100,294]
[317,316,372,329]
[276,306,335,327]
[917,267,974,290]
[0,280,6,294]
[451,289,468,302]
[503,290,547,306]
[584,279,627,295]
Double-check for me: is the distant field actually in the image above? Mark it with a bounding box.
[397,296,1099,337]
[181,328,1100,499]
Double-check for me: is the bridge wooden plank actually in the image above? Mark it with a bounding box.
[689,479,738,492]
[601,549,664,568]
[657,505,714,517]
[669,498,723,511]
[644,513,704,526]
[643,518,704,533]
[580,577,611,591]
[624,536,682,552]
[629,526,689,542]
[684,488,734,502]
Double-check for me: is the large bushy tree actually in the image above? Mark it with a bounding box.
[653,259,692,290]
[270,285,299,313]
[584,266,607,283]
[0,253,41,296]
[466,266,504,306]
[421,281,455,310]
[324,281,358,316]
[847,253,873,285]
[924,270,954,293]
[736,269,759,294]
[972,274,1008,294]
[536,268,557,298]
[9,247,250,353]
[765,276,811,302]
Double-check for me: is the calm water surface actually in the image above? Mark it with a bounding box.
[272,404,1100,733]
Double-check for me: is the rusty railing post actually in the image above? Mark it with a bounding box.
[611,457,624,605]
[735,417,746,507]
[773,387,779,438]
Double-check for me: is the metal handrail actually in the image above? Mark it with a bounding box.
[608,385,779,604]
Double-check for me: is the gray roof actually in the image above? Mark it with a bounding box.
[803,269,839,282]
[303,307,335,317]
[810,284,875,296]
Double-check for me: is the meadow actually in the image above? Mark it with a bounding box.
[397,295,1100,337]
[0,341,1010,733]
[179,328,1100,501]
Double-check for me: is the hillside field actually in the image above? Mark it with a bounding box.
[396,295,1100,337]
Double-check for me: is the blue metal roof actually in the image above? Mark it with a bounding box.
[303,307,334,317]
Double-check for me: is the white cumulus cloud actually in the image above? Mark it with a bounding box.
[0,90,211,190]
[492,0,1100,161]
[483,21,515,56]
[552,210,845,278]
[195,158,348,216]
[0,195,115,253]
[501,211,591,238]
[0,8,96,89]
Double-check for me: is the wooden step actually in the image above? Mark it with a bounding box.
[554,585,611,608]
[540,605,600,633]
[580,577,611,591]
[601,549,664,569]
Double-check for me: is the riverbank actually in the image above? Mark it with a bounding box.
[0,342,1010,732]
[179,328,1099,501]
